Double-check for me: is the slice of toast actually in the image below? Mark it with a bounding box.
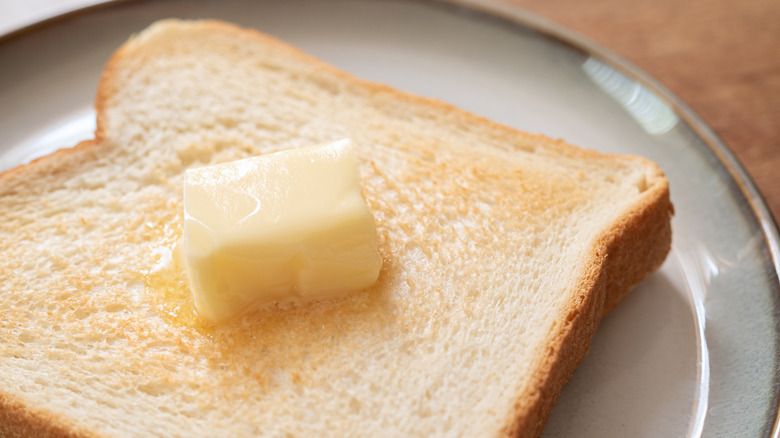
[0,19,672,437]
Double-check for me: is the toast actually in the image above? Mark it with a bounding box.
[0,19,672,437]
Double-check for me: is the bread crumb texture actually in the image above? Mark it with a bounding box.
[0,20,671,437]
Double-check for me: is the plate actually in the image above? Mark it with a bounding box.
[0,0,778,436]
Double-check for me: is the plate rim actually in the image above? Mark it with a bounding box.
[1,0,778,435]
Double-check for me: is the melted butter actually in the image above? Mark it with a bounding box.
[139,215,216,335]
[182,139,382,321]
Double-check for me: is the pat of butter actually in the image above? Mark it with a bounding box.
[182,139,382,321]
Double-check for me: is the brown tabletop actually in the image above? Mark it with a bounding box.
[510,0,780,224]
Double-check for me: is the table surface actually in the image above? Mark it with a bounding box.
[2,0,779,224]
[513,0,780,224]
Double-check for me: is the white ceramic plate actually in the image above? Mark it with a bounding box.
[0,0,777,436]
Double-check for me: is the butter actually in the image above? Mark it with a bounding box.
[182,139,382,321]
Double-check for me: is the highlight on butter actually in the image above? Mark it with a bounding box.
[182,139,383,321]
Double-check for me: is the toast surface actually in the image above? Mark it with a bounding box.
[0,20,672,437]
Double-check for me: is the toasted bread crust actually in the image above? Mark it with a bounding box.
[500,176,672,437]
[0,19,672,437]
[0,392,95,438]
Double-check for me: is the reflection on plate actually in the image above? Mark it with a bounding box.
[0,0,777,436]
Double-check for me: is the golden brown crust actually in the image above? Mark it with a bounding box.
[120,19,656,170]
[0,392,96,438]
[500,176,673,437]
